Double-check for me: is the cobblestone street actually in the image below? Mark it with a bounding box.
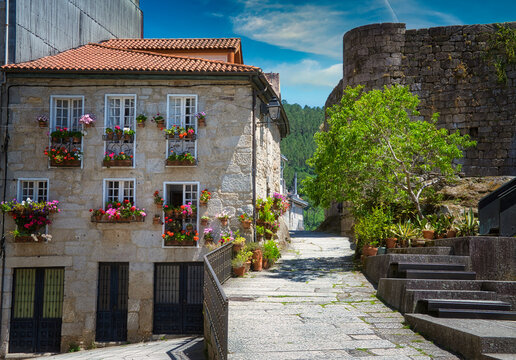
[225,232,460,360]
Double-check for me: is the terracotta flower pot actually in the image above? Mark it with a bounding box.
[198,118,206,127]
[201,218,209,226]
[385,237,397,249]
[362,245,378,257]
[38,121,47,128]
[155,120,165,128]
[252,250,263,271]
[241,220,252,229]
[244,261,251,272]
[106,133,114,140]
[446,229,457,238]
[219,219,228,226]
[186,224,194,232]
[422,230,435,239]
[153,217,161,225]
[233,266,245,277]
[262,258,271,269]
[200,200,208,206]
[233,243,244,254]
[73,137,81,143]
[95,215,103,222]
[137,122,145,128]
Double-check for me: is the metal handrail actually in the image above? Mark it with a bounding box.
[203,242,233,360]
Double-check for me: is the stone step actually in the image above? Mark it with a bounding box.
[405,314,516,359]
[388,246,453,255]
[423,299,512,312]
[399,269,476,280]
[407,289,498,314]
[436,308,516,320]
[392,262,466,272]
[364,253,472,284]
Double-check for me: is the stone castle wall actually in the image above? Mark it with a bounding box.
[0,77,283,353]
[334,22,516,176]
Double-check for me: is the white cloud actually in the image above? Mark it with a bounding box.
[264,60,341,88]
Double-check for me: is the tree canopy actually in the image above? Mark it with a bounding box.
[303,85,476,217]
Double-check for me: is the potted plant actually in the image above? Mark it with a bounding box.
[186,223,194,232]
[217,211,230,226]
[219,229,234,245]
[136,114,147,128]
[390,221,418,248]
[418,216,435,240]
[262,239,281,269]
[123,129,135,141]
[114,125,124,140]
[245,242,263,271]
[200,216,210,226]
[153,113,165,128]
[196,111,206,127]
[153,190,164,208]
[239,213,252,229]
[200,189,211,206]
[37,115,49,128]
[203,227,214,245]
[233,235,246,254]
[153,214,161,225]
[164,126,178,139]
[186,126,195,139]
[70,130,83,144]
[256,225,265,241]
[232,251,250,277]
[89,208,106,222]
[457,208,479,236]
[105,127,114,140]
[50,128,67,143]
[79,113,96,127]
[265,228,274,240]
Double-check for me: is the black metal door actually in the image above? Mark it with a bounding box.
[96,263,129,342]
[153,263,203,334]
[9,268,64,353]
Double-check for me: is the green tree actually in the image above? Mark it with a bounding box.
[303,85,476,218]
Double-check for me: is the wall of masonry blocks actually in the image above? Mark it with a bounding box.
[333,22,516,176]
[0,77,283,352]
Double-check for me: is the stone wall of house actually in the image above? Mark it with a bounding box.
[0,77,283,353]
[331,22,516,176]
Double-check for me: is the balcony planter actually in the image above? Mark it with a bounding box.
[166,159,196,166]
[91,215,144,223]
[14,235,45,243]
[165,133,196,140]
[103,159,132,167]
[50,159,81,167]
[164,239,196,246]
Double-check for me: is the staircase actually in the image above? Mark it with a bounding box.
[365,240,516,360]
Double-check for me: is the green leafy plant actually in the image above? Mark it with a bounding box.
[263,240,281,262]
[136,114,147,123]
[231,250,252,268]
[457,208,479,236]
[390,221,418,247]
[485,24,516,84]
[354,207,391,247]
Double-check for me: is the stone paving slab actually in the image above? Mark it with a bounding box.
[225,231,461,360]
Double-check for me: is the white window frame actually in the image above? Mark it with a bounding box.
[17,178,49,202]
[102,178,136,209]
[50,95,84,131]
[166,94,198,162]
[162,181,199,248]
[104,94,137,169]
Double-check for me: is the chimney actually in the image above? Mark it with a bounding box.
[294,173,298,195]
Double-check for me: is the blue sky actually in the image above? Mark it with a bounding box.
[140,0,516,107]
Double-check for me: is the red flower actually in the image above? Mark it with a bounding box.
[89,209,93,212]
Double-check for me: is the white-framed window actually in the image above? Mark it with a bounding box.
[103,179,135,208]
[163,182,199,247]
[105,95,136,129]
[17,179,49,202]
[50,96,84,130]
[167,95,197,129]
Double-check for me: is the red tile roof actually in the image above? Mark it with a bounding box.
[101,38,241,51]
[2,43,258,74]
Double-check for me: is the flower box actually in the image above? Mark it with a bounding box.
[166,159,196,166]
[103,159,133,167]
[14,235,45,243]
[165,133,196,140]
[91,215,145,223]
[50,159,81,167]
[164,239,196,247]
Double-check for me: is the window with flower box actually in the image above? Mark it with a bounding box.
[48,96,84,168]
[91,179,145,223]
[162,182,199,247]
[0,179,59,242]
[165,95,197,166]
[103,95,136,168]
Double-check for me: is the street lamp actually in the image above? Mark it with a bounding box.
[267,97,281,120]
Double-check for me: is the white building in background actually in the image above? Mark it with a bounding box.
[286,173,309,230]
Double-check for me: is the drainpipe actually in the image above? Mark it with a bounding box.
[252,88,257,242]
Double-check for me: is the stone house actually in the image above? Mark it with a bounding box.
[0,38,289,355]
